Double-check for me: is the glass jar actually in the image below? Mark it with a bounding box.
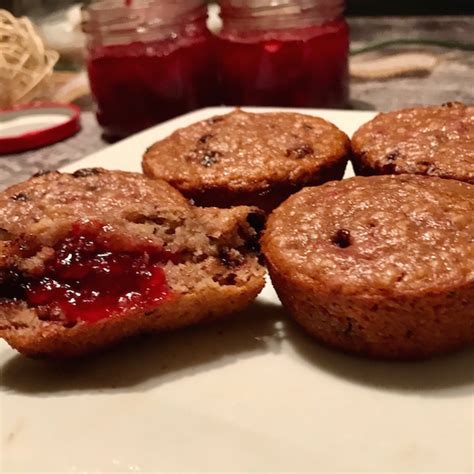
[216,0,349,108]
[82,0,218,140]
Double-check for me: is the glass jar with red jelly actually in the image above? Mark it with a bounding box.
[82,0,218,139]
[216,0,349,108]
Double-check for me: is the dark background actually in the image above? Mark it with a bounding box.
[3,0,474,16]
[346,0,473,15]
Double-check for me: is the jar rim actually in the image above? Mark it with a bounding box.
[219,0,345,10]
[218,0,345,28]
[82,0,207,34]
[85,0,205,14]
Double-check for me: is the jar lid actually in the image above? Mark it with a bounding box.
[0,103,81,155]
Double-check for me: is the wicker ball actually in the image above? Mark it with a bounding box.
[0,9,59,107]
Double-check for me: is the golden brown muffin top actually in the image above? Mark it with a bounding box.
[0,168,263,260]
[0,168,190,247]
[352,102,474,184]
[263,175,474,295]
[143,109,350,193]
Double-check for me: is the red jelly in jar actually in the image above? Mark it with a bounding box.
[82,0,218,140]
[216,0,349,108]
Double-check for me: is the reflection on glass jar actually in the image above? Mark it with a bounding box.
[216,0,349,108]
[82,0,218,140]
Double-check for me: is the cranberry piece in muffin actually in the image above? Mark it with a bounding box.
[263,175,474,359]
[143,109,350,212]
[0,169,265,357]
[351,102,474,184]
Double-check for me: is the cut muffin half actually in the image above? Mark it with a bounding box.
[0,169,265,357]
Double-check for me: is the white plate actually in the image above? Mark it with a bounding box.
[1,107,473,474]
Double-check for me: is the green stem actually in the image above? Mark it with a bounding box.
[350,39,474,55]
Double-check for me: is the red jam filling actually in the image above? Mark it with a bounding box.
[87,33,219,140]
[216,18,349,108]
[24,224,173,324]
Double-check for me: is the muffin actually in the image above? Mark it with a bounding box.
[143,109,350,212]
[0,168,265,357]
[263,175,474,359]
[351,102,474,184]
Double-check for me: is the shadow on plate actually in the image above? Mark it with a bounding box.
[1,298,472,398]
[283,317,474,398]
[0,301,286,396]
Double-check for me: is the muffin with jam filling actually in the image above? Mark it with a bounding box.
[0,168,265,357]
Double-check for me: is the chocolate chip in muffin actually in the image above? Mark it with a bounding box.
[442,101,463,108]
[0,270,26,301]
[381,163,397,174]
[331,228,352,248]
[207,116,224,125]
[219,247,245,268]
[0,228,12,241]
[198,134,214,144]
[201,151,221,167]
[417,160,438,174]
[72,168,102,178]
[385,150,399,162]
[10,193,28,202]
[185,148,222,167]
[286,144,314,159]
[344,319,353,336]
[32,169,52,178]
[247,211,266,234]
[220,273,237,285]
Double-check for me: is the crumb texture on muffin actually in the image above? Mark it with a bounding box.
[0,169,265,357]
[352,102,474,184]
[143,109,350,210]
[263,174,474,359]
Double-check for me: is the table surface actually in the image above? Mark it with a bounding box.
[1,15,473,190]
